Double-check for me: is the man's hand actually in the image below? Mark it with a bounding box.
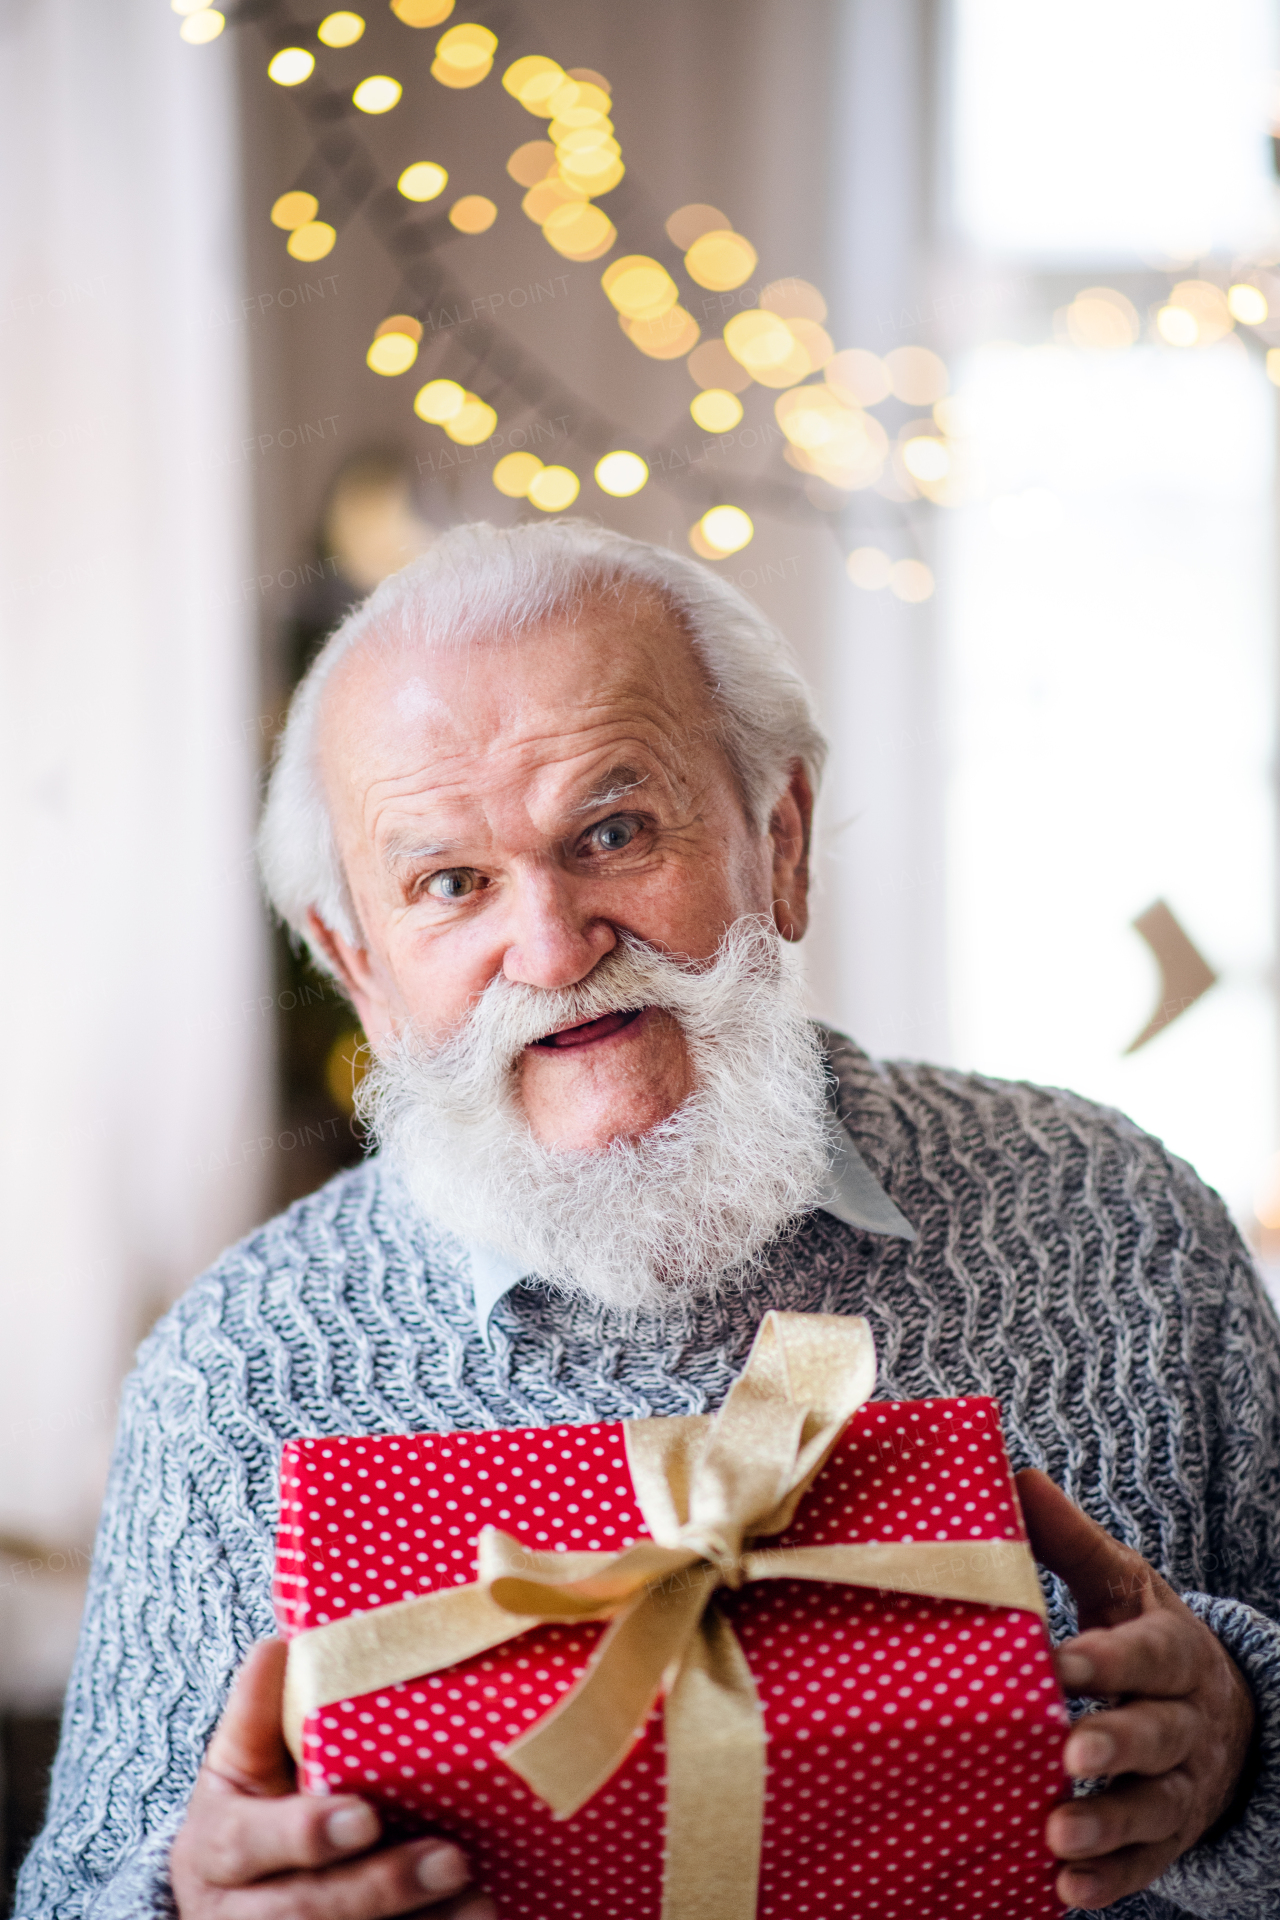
[1017,1469,1256,1912]
[171,1641,493,1920]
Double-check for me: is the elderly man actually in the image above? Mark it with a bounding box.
[16,522,1280,1920]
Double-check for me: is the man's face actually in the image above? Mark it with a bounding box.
[313,593,810,1151]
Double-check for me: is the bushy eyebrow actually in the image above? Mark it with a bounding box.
[382,832,455,866]
[569,764,650,816]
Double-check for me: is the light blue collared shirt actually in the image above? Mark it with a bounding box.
[463,1114,915,1343]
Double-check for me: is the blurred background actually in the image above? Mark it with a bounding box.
[1,0,1278,1893]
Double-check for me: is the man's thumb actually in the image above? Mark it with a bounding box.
[1016,1468,1158,1629]
[204,1639,295,1796]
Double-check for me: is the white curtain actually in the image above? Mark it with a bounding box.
[0,0,272,1594]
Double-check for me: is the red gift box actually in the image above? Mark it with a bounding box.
[275,1328,1067,1920]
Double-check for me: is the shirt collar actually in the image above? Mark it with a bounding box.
[462,1113,915,1344]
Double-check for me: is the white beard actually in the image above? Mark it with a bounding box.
[356,917,833,1313]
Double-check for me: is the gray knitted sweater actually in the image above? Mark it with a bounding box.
[15,1037,1280,1920]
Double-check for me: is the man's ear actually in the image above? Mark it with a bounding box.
[306,910,396,1049]
[769,760,813,943]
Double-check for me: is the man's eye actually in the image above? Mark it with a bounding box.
[589,819,637,853]
[424,869,478,900]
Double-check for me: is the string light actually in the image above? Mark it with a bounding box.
[318,12,365,47]
[690,389,743,432]
[268,48,315,85]
[352,75,402,113]
[398,162,448,201]
[448,196,497,234]
[270,192,319,231]
[178,9,224,41]
[493,452,544,497]
[286,221,336,261]
[594,451,648,496]
[527,465,580,510]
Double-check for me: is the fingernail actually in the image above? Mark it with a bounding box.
[1066,1813,1101,1855]
[1057,1651,1095,1690]
[1069,1729,1115,1775]
[326,1803,380,1851]
[417,1844,470,1896]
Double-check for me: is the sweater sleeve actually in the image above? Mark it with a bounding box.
[1143,1184,1280,1920]
[10,1322,275,1920]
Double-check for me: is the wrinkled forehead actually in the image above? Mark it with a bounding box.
[315,585,722,804]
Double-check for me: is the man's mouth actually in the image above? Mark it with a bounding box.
[530,1007,646,1050]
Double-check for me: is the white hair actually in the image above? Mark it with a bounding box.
[257,519,827,964]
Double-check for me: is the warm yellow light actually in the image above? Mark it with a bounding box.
[398,161,448,201]
[553,124,617,155]
[286,221,336,260]
[1228,282,1268,325]
[684,230,758,292]
[846,547,891,590]
[171,0,209,14]
[433,22,496,85]
[1157,304,1199,347]
[781,405,888,491]
[507,141,557,187]
[775,384,848,450]
[1065,287,1139,349]
[268,47,314,84]
[414,378,467,423]
[548,78,611,117]
[785,319,833,372]
[527,465,580,511]
[493,452,544,497]
[503,55,565,112]
[760,278,828,324]
[825,348,890,406]
[542,202,616,261]
[449,195,497,234]
[699,505,754,555]
[270,191,319,231]
[374,314,423,341]
[318,11,365,46]
[602,256,678,320]
[901,435,950,482]
[522,176,588,224]
[1267,348,1280,386]
[558,150,625,195]
[179,8,225,40]
[445,395,498,445]
[723,309,797,375]
[890,558,934,603]
[353,74,402,111]
[623,308,700,359]
[391,0,454,22]
[594,451,648,496]
[665,204,730,250]
[884,346,948,404]
[366,333,419,375]
[690,389,743,432]
[687,338,752,394]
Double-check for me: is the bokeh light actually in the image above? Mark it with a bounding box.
[698,505,754,555]
[268,48,314,85]
[1228,282,1268,325]
[286,221,336,261]
[179,9,224,41]
[445,395,498,444]
[433,23,496,88]
[684,230,758,291]
[503,56,565,113]
[890,558,935,602]
[507,141,556,188]
[623,308,700,358]
[270,192,319,231]
[398,161,448,201]
[594,451,648,496]
[414,378,466,423]
[846,547,892,590]
[318,12,365,46]
[1158,280,1233,347]
[527,465,580,510]
[1267,348,1280,386]
[690,389,743,432]
[390,0,454,22]
[602,256,678,320]
[885,346,948,404]
[366,331,419,376]
[826,348,890,406]
[665,204,730,250]
[901,434,951,482]
[448,196,497,234]
[760,278,828,323]
[492,452,543,497]
[541,202,616,260]
[353,75,402,112]
[1064,286,1139,349]
[687,339,752,394]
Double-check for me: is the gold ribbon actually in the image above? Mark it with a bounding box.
[284,1312,1046,1920]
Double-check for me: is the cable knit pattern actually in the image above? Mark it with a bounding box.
[14,1035,1280,1920]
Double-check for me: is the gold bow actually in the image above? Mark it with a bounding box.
[283,1312,1046,1920]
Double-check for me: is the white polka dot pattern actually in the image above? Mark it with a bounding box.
[275,1399,1069,1918]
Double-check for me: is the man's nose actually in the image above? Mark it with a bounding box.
[500,866,616,991]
